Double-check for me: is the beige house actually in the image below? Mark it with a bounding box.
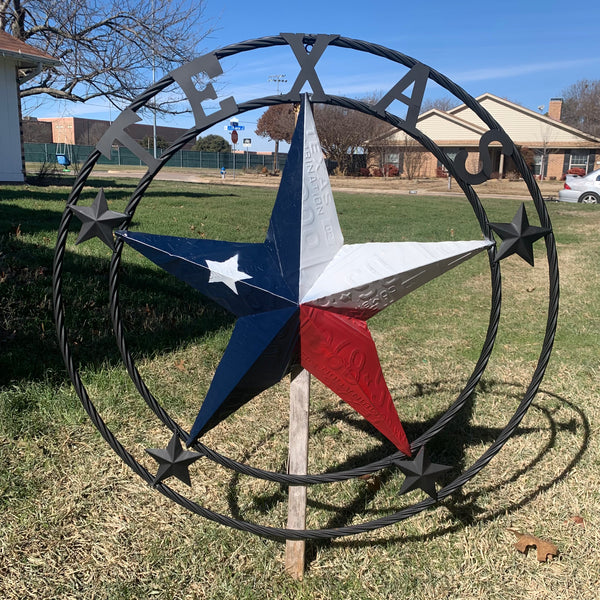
[372,94,600,180]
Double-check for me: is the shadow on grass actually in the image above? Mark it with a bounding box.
[0,233,234,386]
[221,382,588,564]
[1,181,240,206]
[319,388,588,557]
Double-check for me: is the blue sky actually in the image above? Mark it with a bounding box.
[27,0,600,152]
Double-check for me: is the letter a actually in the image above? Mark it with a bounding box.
[374,63,429,133]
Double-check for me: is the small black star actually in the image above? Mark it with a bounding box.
[394,447,452,500]
[489,203,550,266]
[70,188,128,250]
[146,432,202,486]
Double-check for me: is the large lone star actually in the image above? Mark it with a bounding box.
[117,96,493,457]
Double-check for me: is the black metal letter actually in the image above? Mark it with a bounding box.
[374,63,429,132]
[453,129,513,185]
[96,109,160,170]
[170,54,238,130]
[281,33,339,101]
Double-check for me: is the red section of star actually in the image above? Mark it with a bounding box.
[299,305,411,456]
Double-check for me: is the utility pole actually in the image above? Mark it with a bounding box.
[268,75,287,172]
[268,74,287,95]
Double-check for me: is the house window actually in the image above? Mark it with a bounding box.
[570,152,589,173]
[533,152,544,176]
[436,149,459,173]
[385,152,400,166]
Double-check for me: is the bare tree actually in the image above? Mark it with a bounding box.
[312,103,387,175]
[399,137,426,180]
[364,127,426,180]
[0,0,212,110]
[561,79,600,138]
[256,99,389,175]
[420,96,459,113]
[255,104,295,170]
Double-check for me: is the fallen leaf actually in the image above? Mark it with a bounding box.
[358,473,381,491]
[566,515,585,527]
[507,528,559,562]
[174,359,186,372]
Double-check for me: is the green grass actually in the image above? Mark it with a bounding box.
[1,178,599,599]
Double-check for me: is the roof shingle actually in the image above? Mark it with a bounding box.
[0,30,60,66]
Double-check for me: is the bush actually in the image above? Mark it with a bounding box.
[371,167,383,177]
[383,164,399,177]
[359,167,370,177]
[567,167,585,177]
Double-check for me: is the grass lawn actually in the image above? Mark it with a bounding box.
[1,177,599,599]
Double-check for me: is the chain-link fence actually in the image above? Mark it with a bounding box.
[24,143,288,172]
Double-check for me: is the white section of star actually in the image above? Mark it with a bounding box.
[294,102,492,315]
[298,103,344,299]
[205,254,252,294]
[301,240,493,314]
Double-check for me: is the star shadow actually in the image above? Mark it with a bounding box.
[220,381,588,570]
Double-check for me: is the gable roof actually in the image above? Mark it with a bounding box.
[449,93,600,146]
[368,109,488,146]
[374,92,600,149]
[0,30,60,67]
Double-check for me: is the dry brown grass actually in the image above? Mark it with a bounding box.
[1,190,599,599]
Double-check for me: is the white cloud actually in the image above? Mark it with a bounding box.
[452,58,600,82]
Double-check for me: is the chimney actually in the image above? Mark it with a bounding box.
[548,97,562,121]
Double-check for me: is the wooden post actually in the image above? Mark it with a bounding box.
[285,101,308,579]
[285,365,310,580]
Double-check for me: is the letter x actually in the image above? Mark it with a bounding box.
[281,33,339,101]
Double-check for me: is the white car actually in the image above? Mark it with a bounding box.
[558,168,600,204]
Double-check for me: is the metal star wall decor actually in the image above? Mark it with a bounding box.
[146,432,203,486]
[53,34,559,542]
[394,448,452,500]
[71,188,128,249]
[116,97,492,458]
[490,203,550,266]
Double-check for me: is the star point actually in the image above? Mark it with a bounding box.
[146,432,202,486]
[70,188,128,250]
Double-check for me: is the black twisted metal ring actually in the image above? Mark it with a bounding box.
[53,35,558,538]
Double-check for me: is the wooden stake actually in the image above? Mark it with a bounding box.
[285,365,310,580]
[285,101,308,579]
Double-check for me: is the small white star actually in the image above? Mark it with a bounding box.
[205,254,252,294]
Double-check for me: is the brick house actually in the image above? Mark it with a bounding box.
[0,30,60,182]
[371,94,600,180]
